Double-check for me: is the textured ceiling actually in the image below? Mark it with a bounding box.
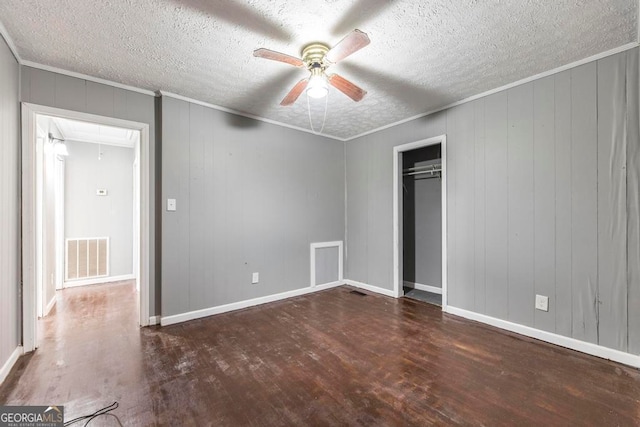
[0,0,637,139]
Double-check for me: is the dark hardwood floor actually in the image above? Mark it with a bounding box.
[1,281,639,426]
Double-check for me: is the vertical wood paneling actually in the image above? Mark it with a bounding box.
[344,48,638,358]
[54,74,86,112]
[625,48,640,354]
[507,83,535,327]
[473,99,486,313]
[483,92,509,319]
[161,97,190,315]
[445,107,458,306]
[554,70,573,337]
[209,109,227,305]
[27,68,56,106]
[570,63,598,344]
[85,81,115,117]
[597,54,628,351]
[188,104,207,310]
[368,134,391,289]
[0,35,19,372]
[533,76,556,333]
[346,140,369,283]
[454,103,476,310]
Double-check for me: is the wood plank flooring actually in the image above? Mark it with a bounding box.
[1,281,639,426]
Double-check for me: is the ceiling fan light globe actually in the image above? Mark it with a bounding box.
[307,86,329,99]
[307,75,328,99]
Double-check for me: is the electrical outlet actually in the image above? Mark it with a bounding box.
[167,198,176,211]
[252,272,259,284]
[535,295,549,312]
[96,189,108,196]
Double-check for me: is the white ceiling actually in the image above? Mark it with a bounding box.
[1,1,637,140]
[53,117,138,148]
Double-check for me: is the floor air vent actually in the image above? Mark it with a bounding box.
[349,290,367,296]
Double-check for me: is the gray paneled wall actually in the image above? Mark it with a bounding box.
[345,48,640,355]
[161,97,345,317]
[65,141,135,277]
[0,36,20,375]
[20,66,158,315]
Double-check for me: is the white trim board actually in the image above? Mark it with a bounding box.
[63,274,136,288]
[158,91,345,142]
[392,135,448,306]
[343,279,396,298]
[0,20,20,63]
[445,306,640,369]
[44,295,56,317]
[22,103,151,353]
[148,316,160,326]
[21,61,156,97]
[161,281,343,326]
[345,42,640,142]
[0,346,23,386]
[403,281,443,295]
[310,241,344,287]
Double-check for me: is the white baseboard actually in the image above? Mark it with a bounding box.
[148,316,160,326]
[403,280,443,295]
[64,274,135,288]
[0,346,23,386]
[44,295,56,316]
[344,279,397,298]
[161,281,343,326]
[445,306,640,369]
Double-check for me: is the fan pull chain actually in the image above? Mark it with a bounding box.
[307,90,329,135]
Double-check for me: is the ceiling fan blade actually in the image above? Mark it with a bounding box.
[328,74,367,102]
[325,29,370,64]
[253,48,304,68]
[281,78,309,106]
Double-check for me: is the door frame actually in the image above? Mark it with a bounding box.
[392,135,447,308]
[21,103,151,352]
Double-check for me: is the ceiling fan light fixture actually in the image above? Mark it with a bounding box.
[306,74,328,99]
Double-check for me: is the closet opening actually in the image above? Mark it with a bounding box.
[393,135,447,309]
[402,144,442,305]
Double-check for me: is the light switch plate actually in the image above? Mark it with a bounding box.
[167,198,176,211]
[252,272,259,284]
[96,189,108,196]
[535,295,549,312]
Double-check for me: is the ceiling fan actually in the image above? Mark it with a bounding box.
[253,29,370,106]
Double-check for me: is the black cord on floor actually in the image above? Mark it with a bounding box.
[64,401,122,426]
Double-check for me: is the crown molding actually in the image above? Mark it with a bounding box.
[158,91,346,141]
[344,41,640,142]
[0,20,21,63]
[21,60,156,96]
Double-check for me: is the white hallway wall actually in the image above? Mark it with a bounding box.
[65,140,135,279]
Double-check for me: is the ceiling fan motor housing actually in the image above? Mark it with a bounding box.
[302,43,330,70]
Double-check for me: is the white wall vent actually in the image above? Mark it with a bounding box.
[65,237,109,281]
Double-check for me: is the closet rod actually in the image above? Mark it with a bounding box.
[404,170,441,177]
[403,164,441,173]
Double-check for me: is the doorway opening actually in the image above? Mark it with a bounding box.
[22,104,151,353]
[393,135,447,309]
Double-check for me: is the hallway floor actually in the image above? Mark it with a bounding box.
[1,281,639,425]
